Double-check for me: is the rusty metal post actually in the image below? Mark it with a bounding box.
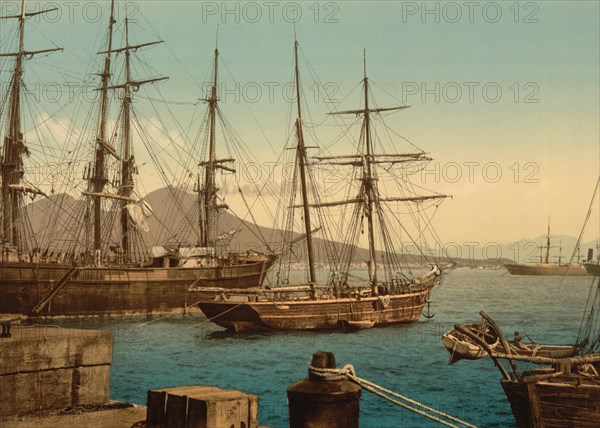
[287,351,361,428]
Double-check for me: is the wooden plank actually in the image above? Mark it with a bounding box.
[526,382,545,428]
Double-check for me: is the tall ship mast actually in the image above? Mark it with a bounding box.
[324,51,433,297]
[198,45,450,331]
[1,0,62,255]
[201,47,219,248]
[292,39,318,296]
[0,0,274,316]
[196,45,236,249]
[90,0,116,261]
[82,15,168,265]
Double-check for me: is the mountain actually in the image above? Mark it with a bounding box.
[494,235,597,264]
[23,187,523,268]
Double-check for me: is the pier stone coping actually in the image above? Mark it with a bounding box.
[0,403,147,428]
[147,385,259,428]
[0,326,112,375]
[0,314,22,322]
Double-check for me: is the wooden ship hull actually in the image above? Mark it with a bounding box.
[198,269,440,332]
[508,344,578,359]
[0,256,274,316]
[442,323,499,364]
[199,289,430,332]
[445,311,600,427]
[443,326,577,364]
[0,2,280,319]
[501,369,600,428]
[504,263,588,276]
[448,183,600,427]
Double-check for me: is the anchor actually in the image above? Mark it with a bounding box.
[423,299,435,319]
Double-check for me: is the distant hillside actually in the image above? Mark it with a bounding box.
[143,186,277,252]
[23,186,523,268]
[492,235,598,264]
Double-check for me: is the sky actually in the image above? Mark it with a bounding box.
[0,0,599,248]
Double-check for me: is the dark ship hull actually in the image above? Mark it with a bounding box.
[198,269,440,332]
[504,263,588,276]
[0,256,274,317]
[444,311,600,427]
[502,369,600,427]
[199,290,430,332]
[584,262,600,276]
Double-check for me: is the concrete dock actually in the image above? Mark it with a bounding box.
[0,325,112,418]
[1,403,146,427]
[0,322,264,427]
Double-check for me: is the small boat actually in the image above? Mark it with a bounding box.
[339,320,375,330]
[505,343,578,359]
[444,179,600,428]
[443,316,578,365]
[442,323,499,364]
[501,363,600,428]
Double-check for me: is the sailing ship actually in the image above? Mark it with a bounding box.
[197,42,449,332]
[443,177,600,427]
[0,0,273,316]
[504,225,588,276]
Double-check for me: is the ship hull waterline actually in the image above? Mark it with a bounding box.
[584,262,600,276]
[504,263,588,276]
[0,258,274,317]
[198,272,440,332]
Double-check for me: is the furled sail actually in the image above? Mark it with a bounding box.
[126,200,153,232]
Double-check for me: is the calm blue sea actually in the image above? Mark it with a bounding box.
[24,269,595,427]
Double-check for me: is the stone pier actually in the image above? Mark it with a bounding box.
[0,326,112,417]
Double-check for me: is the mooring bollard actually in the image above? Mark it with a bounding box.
[287,351,361,428]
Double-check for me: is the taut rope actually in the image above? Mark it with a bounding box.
[309,364,477,428]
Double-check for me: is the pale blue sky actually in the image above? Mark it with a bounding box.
[1,1,598,244]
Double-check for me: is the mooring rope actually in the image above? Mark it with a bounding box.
[309,365,477,428]
[185,301,246,330]
[135,299,245,329]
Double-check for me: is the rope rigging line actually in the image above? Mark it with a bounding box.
[575,176,600,350]
[236,187,272,253]
[136,94,197,106]
[184,301,247,330]
[219,55,280,159]
[305,150,341,271]
[308,365,477,428]
[133,295,246,329]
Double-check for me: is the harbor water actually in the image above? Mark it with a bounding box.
[24,269,594,427]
